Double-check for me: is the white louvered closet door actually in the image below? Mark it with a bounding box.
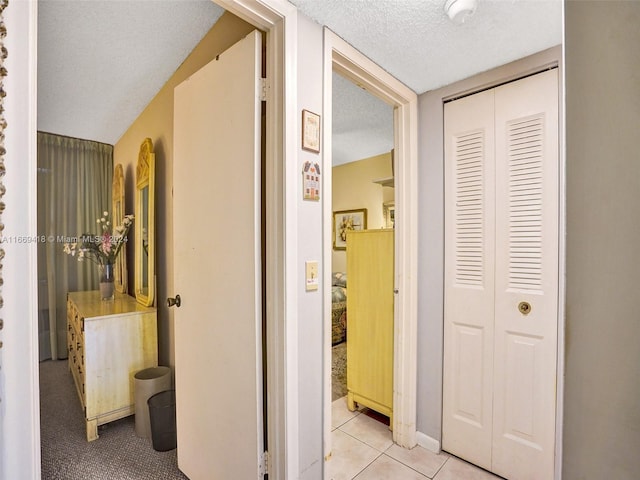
[443,69,558,480]
[492,69,558,480]
[443,88,496,471]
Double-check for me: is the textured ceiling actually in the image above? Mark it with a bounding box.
[323,0,562,165]
[332,72,394,166]
[36,0,562,163]
[290,0,562,93]
[37,0,224,145]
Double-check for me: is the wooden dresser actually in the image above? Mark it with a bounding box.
[67,291,157,441]
[346,229,394,425]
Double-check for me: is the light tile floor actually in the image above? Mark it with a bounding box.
[328,397,504,480]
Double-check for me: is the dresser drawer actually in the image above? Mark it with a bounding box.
[66,290,158,441]
[67,318,86,407]
[67,298,83,333]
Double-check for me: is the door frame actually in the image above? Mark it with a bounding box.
[431,46,565,478]
[7,0,299,478]
[322,28,419,466]
[215,2,299,477]
[2,1,41,478]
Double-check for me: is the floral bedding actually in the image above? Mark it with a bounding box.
[331,273,347,345]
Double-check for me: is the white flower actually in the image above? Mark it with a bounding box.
[63,212,133,266]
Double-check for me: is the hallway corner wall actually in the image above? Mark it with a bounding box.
[563,2,640,478]
[296,11,325,480]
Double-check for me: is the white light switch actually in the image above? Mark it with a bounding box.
[305,261,319,291]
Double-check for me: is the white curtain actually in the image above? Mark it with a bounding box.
[37,132,113,361]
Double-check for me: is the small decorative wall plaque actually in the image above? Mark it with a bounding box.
[302,161,321,201]
[301,109,320,153]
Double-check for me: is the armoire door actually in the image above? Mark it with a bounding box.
[346,229,394,420]
[172,30,264,479]
[443,69,559,480]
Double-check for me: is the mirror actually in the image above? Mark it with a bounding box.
[112,163,127,293]
[135,138,155,306]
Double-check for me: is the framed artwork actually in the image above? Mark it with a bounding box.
[301,109,321,153]
[333,208,367,250]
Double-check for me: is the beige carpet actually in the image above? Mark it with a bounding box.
[40,346,348,478]
[40,360,187,480]
[332,342,347,401]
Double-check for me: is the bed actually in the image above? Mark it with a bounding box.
[331,272,347,345]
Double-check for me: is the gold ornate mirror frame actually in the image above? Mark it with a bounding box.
[112,164,127,293]
[135,138,155,306]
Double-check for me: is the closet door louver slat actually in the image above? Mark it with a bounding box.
[455,130,485,287]
[507,115,545,291]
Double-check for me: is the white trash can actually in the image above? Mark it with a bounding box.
[134,366,172,439]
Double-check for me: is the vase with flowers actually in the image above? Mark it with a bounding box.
[64,211,134,300]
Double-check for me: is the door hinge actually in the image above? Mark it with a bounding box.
[259,77,268,102]
[259,450,270,476]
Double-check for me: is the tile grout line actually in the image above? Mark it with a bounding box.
[349,449,384,480]
[382,452,432,479]
[336,424,392,454]
[431,455,450,479]
[331,409,362,431]
[333,421,393,479]
[378,444,441,480]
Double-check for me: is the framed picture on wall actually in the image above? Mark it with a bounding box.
[333,208,367,250]
[301,109,321,153]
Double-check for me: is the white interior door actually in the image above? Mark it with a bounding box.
[173,30,263,479]
[444,69,559,480]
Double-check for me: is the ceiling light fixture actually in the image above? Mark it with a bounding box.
[444,0,477,25]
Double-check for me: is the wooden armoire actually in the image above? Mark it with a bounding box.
[346,229,394,424]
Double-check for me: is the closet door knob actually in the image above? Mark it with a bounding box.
[518,301,532,315]
[167,295,181,308]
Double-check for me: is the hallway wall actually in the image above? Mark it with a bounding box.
[114,12,254,366]
[332,151,393,273]
[1,2,41,478]
[296,12,325,479]
[563,2,640,478]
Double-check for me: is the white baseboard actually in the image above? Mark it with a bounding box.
[416,431,440,453]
